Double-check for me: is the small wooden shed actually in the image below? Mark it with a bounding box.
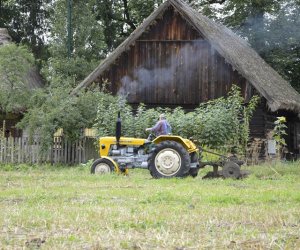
[0,28,44,137]
[73,0,300,158]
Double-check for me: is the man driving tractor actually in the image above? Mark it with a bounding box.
[146,114,172,136]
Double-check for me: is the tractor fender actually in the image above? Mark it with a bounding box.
[153,135,198,154]
[100,156,120,173]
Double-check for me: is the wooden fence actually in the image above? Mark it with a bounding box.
[0,137,98,165]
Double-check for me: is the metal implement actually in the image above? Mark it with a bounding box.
[198,147,244,179]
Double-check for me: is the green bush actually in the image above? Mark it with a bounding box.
[20,85,258,156]
[94,85,259,156]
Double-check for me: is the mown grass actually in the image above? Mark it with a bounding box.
[0,161,300,249]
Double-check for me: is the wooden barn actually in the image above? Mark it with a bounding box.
[73,0,300,159]
[0,28,44,137]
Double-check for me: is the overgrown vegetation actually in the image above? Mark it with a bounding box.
[17,88,98,144]
[273,116,288,158]
[0,162,299,248]
[94,86,259,155]
[18,85,258,156]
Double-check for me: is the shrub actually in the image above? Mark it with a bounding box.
[94,85,259,156]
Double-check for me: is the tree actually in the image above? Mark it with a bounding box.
[44,0,107,87]
[224,0,300,92]
[0,0,52,61]
[18,88,102,148]
[94,0,163,52]
[0,44,35,113]
[18,0,110,146]
[190,0,300,92]
[263,1,300,92]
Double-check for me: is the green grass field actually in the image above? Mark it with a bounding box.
[0,162,300,249]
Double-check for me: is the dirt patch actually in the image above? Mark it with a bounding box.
[25,237,46,248]
[0,197,26,204]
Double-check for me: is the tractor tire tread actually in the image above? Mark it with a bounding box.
[91,158,115,174]
[189,152,199,177]
[147,140,190,178]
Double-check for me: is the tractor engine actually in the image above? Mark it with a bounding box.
[108,144,149,169]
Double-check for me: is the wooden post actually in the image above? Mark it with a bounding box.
[0,138,3,163]
[3,137,7,163]
[18,137,21,164]
[67,140,71,164]
[32,140,35,164]
[47,144,51,163]
[60,137,63,164]
[21,137,24,163]
[2,120,5,137]
[54,137,57,164]
[36,138,40,165]
[82,138,86,163]
[72,141,75,165]
[64,139,67,164]
[10,137,14,163]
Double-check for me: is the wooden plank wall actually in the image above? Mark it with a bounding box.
[293,123,300,156]
[0,137,98,165]
[286,120,300,158]
[1,117,23,137]
[99,7,248,108]
[248,100,300,160]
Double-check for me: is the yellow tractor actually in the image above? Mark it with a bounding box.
[91,113,243,179]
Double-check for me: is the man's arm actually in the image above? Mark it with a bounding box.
[146,121,162,133]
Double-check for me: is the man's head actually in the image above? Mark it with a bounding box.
[159,114,166,120]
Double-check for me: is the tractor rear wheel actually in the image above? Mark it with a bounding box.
[222,161,241,179]
[189,152,199,177]
[91,158,115,174]
[147,141,190,178]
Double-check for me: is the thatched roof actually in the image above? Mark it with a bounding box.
[0,28,43,89]
[73,0,300,114]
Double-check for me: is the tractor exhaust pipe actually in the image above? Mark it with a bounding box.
[116,111,121,146]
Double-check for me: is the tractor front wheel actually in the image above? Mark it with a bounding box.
[148,141,190,178]
[91,158,115,174]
